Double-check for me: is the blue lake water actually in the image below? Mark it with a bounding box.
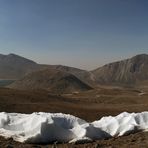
[0,80,16,87]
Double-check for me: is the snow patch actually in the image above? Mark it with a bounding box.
[0,112,148,143]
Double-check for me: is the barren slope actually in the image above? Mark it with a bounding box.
[92,54,148,85]
[8,69,92,93]
[0,53,41,79]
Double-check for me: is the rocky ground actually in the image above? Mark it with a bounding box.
[1,131,148,148]
[0,87,148,147]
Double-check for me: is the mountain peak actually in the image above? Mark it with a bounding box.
[92,53,148,85]
[131,54,148,59]
[8,53,18,56]
[5,53,37,64]
[0,53,40,79]
[7,53,24,58]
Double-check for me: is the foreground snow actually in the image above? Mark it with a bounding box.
[0,112,148,143]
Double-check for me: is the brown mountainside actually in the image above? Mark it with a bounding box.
[0,54,94,85]
[92,54,148,85]
[1,53,148,87]
[9,69,92,93]
[0,53,41,79]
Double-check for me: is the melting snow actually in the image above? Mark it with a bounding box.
[0,112,148,143]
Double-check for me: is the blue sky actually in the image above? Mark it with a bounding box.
[0,0,148,70]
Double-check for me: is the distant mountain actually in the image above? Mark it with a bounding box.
[92,54,148,85]
[0,53,41,79]
[9,69,92,93]
[48,65,96,85]
[0,53,94,86]
[2,53,148,87]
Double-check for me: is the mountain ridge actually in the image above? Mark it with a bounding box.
[92,54,148,85]
[0,53,94,85]
[1,53,148,86]
[8,68,93,93]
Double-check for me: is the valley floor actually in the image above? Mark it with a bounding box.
[0,86,148,147]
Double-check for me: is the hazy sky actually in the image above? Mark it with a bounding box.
[0,0,148,70]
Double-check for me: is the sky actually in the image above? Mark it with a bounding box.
[0,0,148,70]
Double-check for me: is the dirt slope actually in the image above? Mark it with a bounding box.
[8,69,92,93]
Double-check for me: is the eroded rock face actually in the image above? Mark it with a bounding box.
[92,54,148,85]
